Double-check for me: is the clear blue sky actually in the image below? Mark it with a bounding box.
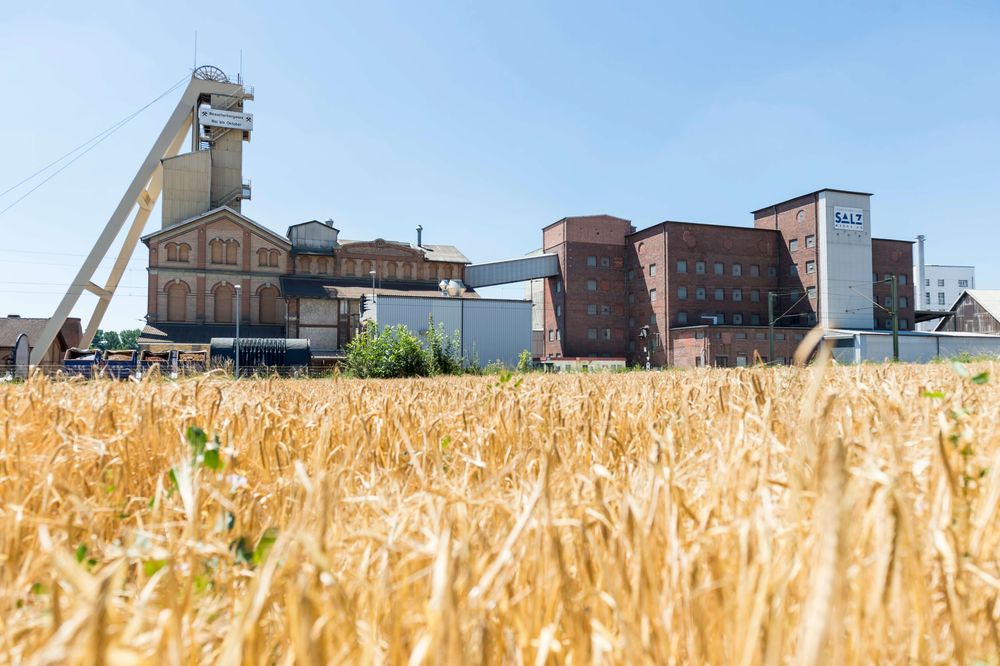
[1,1,998,330]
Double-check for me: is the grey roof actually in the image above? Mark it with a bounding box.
[280,275,477,300]
[955,290,1000,320]
[0,317,82,349]
[138,323,285,345]
[338,239,470,264]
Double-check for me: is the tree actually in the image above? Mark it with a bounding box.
[93,328,141,351]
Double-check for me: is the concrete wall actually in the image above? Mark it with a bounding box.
[817,191,874,329]
[377,295,532,367]
[162,151,211,228]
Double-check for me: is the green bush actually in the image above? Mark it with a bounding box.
[345,322,431,378]
[425,320,464,375]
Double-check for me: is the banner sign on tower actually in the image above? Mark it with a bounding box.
[833,206,864,231]
[198,105,253,131]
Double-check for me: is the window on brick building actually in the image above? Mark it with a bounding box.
[601,305,611,316]
[768,266,777,277]
[587,328,598,340]
[807,287,816,300]
[629,341,635,353]
[556,280,562,292]
[677,286,688,299]
[733,288,742,301]
[883,295,892,308]
[650,313,656,325]
[751,314,761,325]
[627,269,634,280]
[587,279,597,291]
[628,293,635,304]
[714,262,724,275]
[775,333,785,340]
[735,332,747,340]
[899,296,908,308]
[901,319,908,330]
[600,257,610,267]
[805,235,815,248]
[677,260,687,273]
[629,317,635,328]
[696,287,706,300]
[736,356,748,367]
[548,330,554,341]
[716,356,728,367]
[714,288,724,301]
[732,263,742,276]
[756,332,767,341]
[696,261,706,274]
[649,263,657,276]
[938,292,946,305]
[790,264,798,277]
[789,239,799,251]
[557,330,561,341]
[806,260,816,274]
[587,256,597,267]
[899,274,907,286]
[750,289,760,303]
[556,305,562,316]
[733,313,743,325]
[650,289,657,302]
[750,264,760,277]
[587,304,597,315]
[602,328,611,340]
[677,311,688,324]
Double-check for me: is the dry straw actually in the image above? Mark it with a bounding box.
[1,362,1000,664]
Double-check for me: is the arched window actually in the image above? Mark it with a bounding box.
[269,249,280,267]
[297,256,311,274]
[402,263,412,279]
[257,248,269,266]
[178,243,190,262]
[214,283,235,323]
[361,260,372,276]
[386,262,397,278]
[258,285,280,324]
[166,282,189,322]
[210,239,223,264]
[166,243,178,262]
[343,259,355,277]
[225,240,239,265]
[316,257,328,275]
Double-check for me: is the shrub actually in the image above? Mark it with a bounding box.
[425,320,464,375]
[345,322,430,378]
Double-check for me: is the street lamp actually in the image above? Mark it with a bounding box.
[234,284,241,379]
[369,269,376,302]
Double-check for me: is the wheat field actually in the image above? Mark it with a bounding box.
[2,361,1000,664]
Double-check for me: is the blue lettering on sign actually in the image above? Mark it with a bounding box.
[833,207,864,230]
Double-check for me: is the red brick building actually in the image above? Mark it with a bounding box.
[543,189,914,367]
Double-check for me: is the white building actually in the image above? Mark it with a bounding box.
[914,264,976,330]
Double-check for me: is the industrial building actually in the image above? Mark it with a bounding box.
[541,189,917,368]
[934,290,1000,335]
[0,316,82,368]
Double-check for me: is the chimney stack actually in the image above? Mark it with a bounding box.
[915,234,926,307]
[416,225,423,247]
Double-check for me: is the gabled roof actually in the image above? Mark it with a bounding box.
[0,317,82,349]
[142,206,291,247]
[951,290,1000,321]
[286,220,340,235]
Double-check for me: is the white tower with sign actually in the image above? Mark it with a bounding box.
[816,190,874,329]
[161,65,254,229]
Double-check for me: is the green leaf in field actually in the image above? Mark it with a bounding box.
[951,362,970,378]
[186,426,208,456]
[921,390,946,399]
[193,573,211,594]
[440,435,451,451]
[143,560,167,576]
[203,446,222,471]
[75,544,87,563]
[253,527,279,565]
[167,468,178,493]
[971,371,990,385]
[30,582,49,595]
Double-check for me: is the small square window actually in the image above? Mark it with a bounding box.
[602,328,611,340]
[750,264,760,277]
[650,313,657,325]
[733,313,743,325]
[695,261,706,274]
[587,279,597,291]
[649,263,657,276]
[628,293,635,305]
[556,305,562,316]
[768,266,777,277]
[756,332,767,341]
[958,279,969,288]
[736,356,748,367]
[676,260,687,273]
[732,263,742,276]
[806,260,816,274]
[937,279,945,287]
[548,330,554,341]
[555,280,562,293]
[884,295,892,307]
[938,292,946,305]
[600,257,610,267]
[776,333,785,341]
[751,314,761,325]
[650,289,657,302]
[900,319,908,330]
[677,311,688,324]
[899,274,907,286]
[587,328,598,340]
[695,331,705,340]
[627,269,635,280]
[587,304,597,315]
[805,235,815,248]
[677,286,688,299]
[807,287,816,300]
[735,332,747,340]
[790,264,798,277]
[696,288,706,300]
[899,296,908,308]
[789,239,799,251]
[714,288,724,301]
[924,279,930,286]
[750,289,760,303]
[733,288,742,301]
[714,262,724,275]
[601,304,611,316]
[629,317,635,328]
[587,256,597,267]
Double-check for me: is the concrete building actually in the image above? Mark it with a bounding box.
[935,290,1000,335]
[917,265,977,329]
[542,189,915,368]
[0,316,82,367]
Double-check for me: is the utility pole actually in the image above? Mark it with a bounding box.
[768,291,776,364]
[890,275,899,362]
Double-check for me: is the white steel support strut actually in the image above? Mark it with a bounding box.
[30,77,237,364]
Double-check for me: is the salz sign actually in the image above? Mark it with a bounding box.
[833,206,864,231]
